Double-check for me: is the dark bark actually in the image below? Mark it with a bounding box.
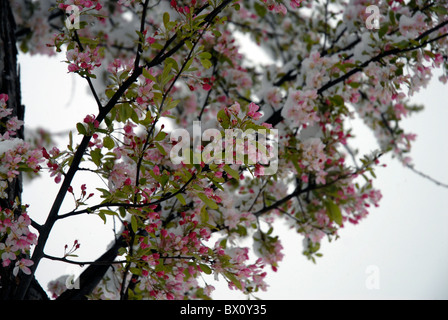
[0,0,48,300]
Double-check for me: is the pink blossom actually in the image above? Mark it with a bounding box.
[228,102,240,115]
[13,258,34,276]
[0,242,17,262]
[290,0,303,9]
[84,114,99,128]
[6,116,24,134]
[0,93,8,104]
[247,102,262,120]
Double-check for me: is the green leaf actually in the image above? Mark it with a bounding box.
[197,192,218,210]
[142,68,156,82]
[325,200,343,226]
[175,193,187,206]
[155,142,167,155]
[348,82,361,89]
[200,58,212,69]
[76,122,87,136]
[223,165,239,180]
[129,267,142,276]
[165,57,179,72]
[199,264,212,275]
[431,6,448,15]
[165,98,180,111]
[91,148,103,167]
[68,131,74,151]
[395,40,409,49]
[330,95,345,107]
[161,62,174,87]
[388,10,396,25]
[198,52,212,60]
[200,205,209,223]
[103,136,115,150]
[225,272,242,290]
[378,23,389,38]
[131,215,138,233]
[99,209,117,217]
[119,207,127,219]
[217,109,230,129]
[163,12,170,29]
[155,131,167,141]
[253,2,267,18]
[98,211,107,224]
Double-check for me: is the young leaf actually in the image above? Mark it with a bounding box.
[217,109,230,129]
[76,122,87,136]
[200,205,209,223]
[103,136,115,150]
[325,200,343,226]
[223,165,239,180]
[176,193,187,206]
[225,272,242,290]
[199,264,212,275]
[155,131,167,141]
[163,12,170,29]
[91,148,103,167]
[131,215,138,233]
[197,192,218,210]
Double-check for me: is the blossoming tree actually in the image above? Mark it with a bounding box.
[1,0,448,300]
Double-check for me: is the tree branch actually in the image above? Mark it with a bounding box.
[58,173,196,220]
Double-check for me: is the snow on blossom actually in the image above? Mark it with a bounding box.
[0,94,12,119]
[108,161,137,190]
[281,88,319,128]
[306,227,326,244]
[299,137,327,184]
[47,275,70,299]
[253,231,284,272]
[265,87,283,109]
[399,12,427,39]
[0,138,23,157]
[223,209,240,229]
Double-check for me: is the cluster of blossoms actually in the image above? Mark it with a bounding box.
[398,11,428,39]
[260,0,304,15]
[298,138,328,185]
[66,46,102,74]
[1,94,43,192]
[301,52,337,89]
[281,89,320,129]
[0,94,23,140]
[0,93,43,282]
[57,0,103,12]
[0,207,36,276]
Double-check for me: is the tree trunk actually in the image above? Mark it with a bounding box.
[0,0,48,300]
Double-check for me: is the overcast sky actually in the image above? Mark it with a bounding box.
[18,44,448,299]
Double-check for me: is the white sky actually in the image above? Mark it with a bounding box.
[18,46,448,299]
